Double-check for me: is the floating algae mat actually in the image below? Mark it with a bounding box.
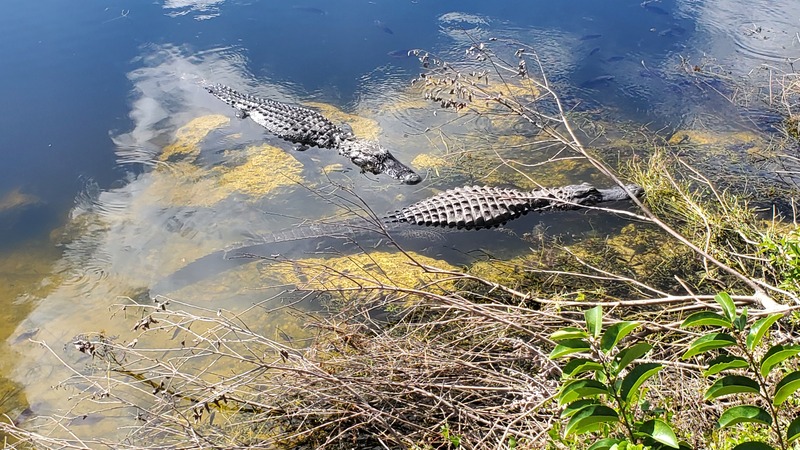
[216,144,304,198]
[150,114,306,206]
[168,250,460,303]
[0,187,41,213]
[304,102,382,141]
[160,114,231,161]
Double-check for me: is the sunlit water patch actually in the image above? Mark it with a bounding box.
[163,0,225,20]
[682,0,800,66]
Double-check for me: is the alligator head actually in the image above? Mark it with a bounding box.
[338,139,421,185]
[597,184,644,202]
[551,183,644,205]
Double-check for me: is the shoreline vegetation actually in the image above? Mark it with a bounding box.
[3,40,800,449]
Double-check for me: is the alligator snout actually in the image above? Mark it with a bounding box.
[382,157,422,184]
[343,139,421,184]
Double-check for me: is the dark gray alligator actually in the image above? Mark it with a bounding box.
[263,182,642,240]
[152,182,642,295]
[206,84,422,185]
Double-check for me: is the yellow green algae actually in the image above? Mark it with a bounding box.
[304,102,381,140]
[170,250,460,303]
[667,128,769,159]
[463,218,696,303]
[322,163,346,175]
[375,78,604,189]
[411,153,449,178]
[216,144,304,198]
[667,129,760,147]
[0,110,370,440]
[159,114,230,160]
[0,188,41,212]
[0,241,62,421]
[270,251,458,293]
[149,115,306,206]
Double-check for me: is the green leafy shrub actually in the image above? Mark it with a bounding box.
[681,292,800,450]
[549,305,682,449]
[760,230,800,291]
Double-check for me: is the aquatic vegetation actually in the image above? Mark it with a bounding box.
[410,153,449,178]
[0,188,41,213]
[0,243,60,341]
[375,95,431,114]
[785,115,800,139]
[217,144,304,198]
[145,160,230,207]
[303,102,381,141]
[321,163,345,175]
[268,250,459,297]
[668,128,763,152]
[159,114,230,161]
[149,116,306,206]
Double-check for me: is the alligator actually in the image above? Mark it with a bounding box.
[152,182,642,295]
[205,84,422,184]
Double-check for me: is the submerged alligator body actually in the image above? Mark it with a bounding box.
[249,182,642,243]
[152,182,641,295]
[205,84,422,184]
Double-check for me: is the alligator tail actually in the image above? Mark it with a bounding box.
[205,84,260,117]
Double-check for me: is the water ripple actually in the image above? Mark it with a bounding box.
[683,0,800,64]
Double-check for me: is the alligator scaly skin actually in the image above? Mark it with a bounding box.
[205,84,421,184]
[245,183,643,246]
[385,183,642,229]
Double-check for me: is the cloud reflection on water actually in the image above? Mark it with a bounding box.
[163,0,225,20]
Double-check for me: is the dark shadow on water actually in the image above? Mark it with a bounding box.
[151,204,639,297]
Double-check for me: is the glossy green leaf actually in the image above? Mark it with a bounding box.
[787,415,800,443]
[704,375,760,400]
[680,311,731,329]
[562,358,605,378]
[564,404,618,436]
[733,307,748,332]
[587,438,622,450]
[731,442,776,450]
[620,363,663,402]
[682,333,737,359]
[549,339,591,360]
[615,342,653,373]
[585,306,603,339]
[703,354,749,377]
[773,370,800,406]
[715,292,737,322]
[600,321,639,354]
[746,314,783,351]
[759,345,800,378]
[561,399,599,418]
[552,326,590,341]
[558,379,610,405]
[637,419,679,449]
[718,405,772,429]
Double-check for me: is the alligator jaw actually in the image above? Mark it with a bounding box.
[379,154,422,184]
[597,184,644,202]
